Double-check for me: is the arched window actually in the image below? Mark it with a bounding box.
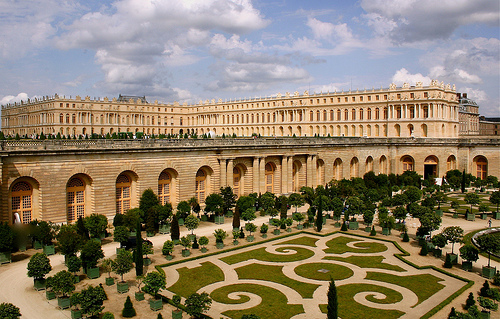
[379,156,387,174]
[60,114,64,123]
[350,157,359,178]
[11,181,32,224]
[474,156,488,180]
[333,158,343,180]
[366,156,373,173]
[233,167,241,197]
[196,169,207,203]
[67,177,85,222]
[402,156,414,172]
[116,174,131,214]
[158,171,171,205]
[265,163,275,193]
[447,155,456,171]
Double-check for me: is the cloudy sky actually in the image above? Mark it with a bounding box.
[0,0,498,116]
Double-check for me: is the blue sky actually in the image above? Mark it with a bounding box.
[0,0,498,116]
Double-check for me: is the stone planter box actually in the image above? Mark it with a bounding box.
[181,249,191,257]
[482,266,496,279]
[135,291,145,301]
[144,257,152,265]
[462,261,473,271]
[149,298,163,311]
[43,245,55,256]
[46,290,56,300]
[216,242,224,249]
[33,241,43,250]
[447,253,458,265]
[34,278,46,291]
[159,224,170,234]
[246,235,254,242]
[117,281,129,293]
[178,218,184,226]
[466,213,475,221]
[297,224,303,230]
[433,248,442,258]
[273,229,281,235]
[200,247,207,253]
[349,222,359,230]
[214,216,224,225]
[165,254,173,260]
[0,252,12,264]
[86,267,100,279]
[71,309,82,319]
[172,310,183,319]
[105,277,115,286]
[481,213,488,220]
[382,228,391,236]
[57,297,71,309]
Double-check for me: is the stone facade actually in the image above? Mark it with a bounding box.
[0,137,498,224]
[1,81,460,139]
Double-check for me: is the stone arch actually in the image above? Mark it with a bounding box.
[333,158,343,180]
[424,155,439,179]
[446,155,457,171]
[401,155,414,172]
[9,177,40,224]
[350,157,359,178]
[66,174,92,222]
[115,170,139,214]
[379,155,387,174]
[473,156,488,180]
[365,156,374,173]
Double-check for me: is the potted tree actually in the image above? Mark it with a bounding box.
[271,218,282,235]
[51,270,75,309]
[0,222,14,264]
[213,229,227,249]
[464,193,480,220]
[143,271,166,311]
[35,221,56,255]
[293,212,305,230]
[113,225,129,254]
[80,240,104,279]
[45,276,56,300]
[363,210,374,232]
[142,241,154,265]
[170,215,180,244]
[185,292,212,318]
[204,194,224,224]
[430,233,447,258]
[490,191,500,220]
[69,292,83,319]
[101,258,115,286]
[442,226,464,265]
[162,240,175,260]
[172,294,183,319]
[176,201,191,226]
[57,225,82,262]
[184,214,199,241]
[71,285,106,319]
[379,211,395,236]
[245,223,257,241]
[27,252,52,290]
[257,224,267,239]
[158,203,172,234]
[135,275,145,301]
[459,244,479,271]
[199,236,209,253]
[479,204,489,220]
[66,254,82,283]
[112,249,134,293]
[450,200,460,218]
[180,236,192,257]
[84,213,108,243]
[476,233,500,278]
[232,230,240,246]
[478,296,498,319]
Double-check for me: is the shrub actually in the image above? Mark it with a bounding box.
[162,240,174,256]
[143,271,166,298]
[102,312,115,319]
[464,292,475,310]
[122,296,136,317]
[260,223,268,234]
[0,223,14,252]
[185,292,212,318]
[402,232,409,242]
[27,252,52,280]
[199,236,209,248]
[370,226,376,236]
[0,302,21,319]
[419,242,428,256]
[444,253,453,268]
[80,239,104,270]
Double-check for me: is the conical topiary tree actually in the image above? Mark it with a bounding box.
[135,221,143,276]
[327,278,338,319]
[122,296,136,317]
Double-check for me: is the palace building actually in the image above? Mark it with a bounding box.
[0,81,497,225]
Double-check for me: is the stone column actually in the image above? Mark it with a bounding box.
[311,155,318,187]
[253,157,260,193]
[306,155,312,187]
[259,157,266,193]
[227,159,234,188]
[281,156,288,194]
[220,158,227,188]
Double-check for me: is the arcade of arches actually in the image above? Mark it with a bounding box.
[1,138,498,224]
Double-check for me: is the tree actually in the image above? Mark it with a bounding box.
[245,223,257,236]
[139,188,160,217]
[185,292,212,318]
[143,271,166,298]
[490,191,500,214]
[0,302,21,319]
[135,221,143,276]
[461,169,467,193]
[56,224,82,257]
[0,222,14,252]
[432,191,447,210]
[180,236,192,251]
[158,203,173,225]
[293,212,305,226]
[465,292,475,310]
[460,245,479,263]
[404,186,422,205]
[314,195,327,232]
[170,215,180,241]
[162,240,174,256]
[213,229,227,243]
[259,192,276,215]
[232,208,241,229]
[431,234,447,250]
[113,225,129,246]
[288,193,304,213]
[476,233,500,267]
[442,226,464,254]
[220,186,237,216]
[50,270,75,297]
[184,215,200,235]
[33,220,55,245]
[464,193,480,213]
[327,279,338,319]
[199,236,209,249]
[66,254,82,276]
[84,214,108,239]
[450,200,460,213]
[27,252,52,280]
[204,193,224,216]
[418,211,441,237]
[241,208,256,223]
[122,296,136,317]
[112,249,134,282]
[80,239,104,270]
[176,201,191,220]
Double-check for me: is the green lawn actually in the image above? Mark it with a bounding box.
[278,236,319,247]
[325,255,406,272]
[294,262,354,281]
[324,236,388,254]
[221,246,315,265]
[167,261,224,297]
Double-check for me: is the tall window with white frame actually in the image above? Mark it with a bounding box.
[265,163,275,193]
[67,177,85,222]
[11,181,32,224]
[195,169,206,203]
[116,174,131,214]
[158,171,171,205]
[233,167,241,197]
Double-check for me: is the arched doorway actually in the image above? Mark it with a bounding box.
[424,156,438,179]
[265,162,275,193]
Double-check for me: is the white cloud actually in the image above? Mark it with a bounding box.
[391,68,431,86]
[361,0,499,44]
[0,93,30,105]
[307,18,335,40]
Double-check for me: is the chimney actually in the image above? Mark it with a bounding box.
[463,93,468,98]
